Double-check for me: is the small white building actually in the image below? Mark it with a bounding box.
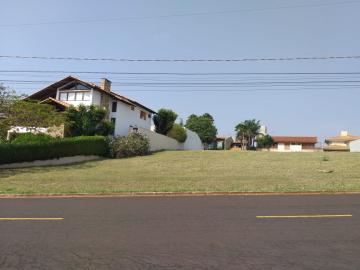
[350,139,360,152]
[27,76,155,137]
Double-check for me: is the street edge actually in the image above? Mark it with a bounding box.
[1,191,360,198]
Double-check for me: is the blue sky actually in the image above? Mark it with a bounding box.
[1,0,360,142]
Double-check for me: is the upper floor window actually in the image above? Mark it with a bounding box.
[59,82,91,91]
[140,110,147,120]
[112,102,117,112]
[59,91,91,101]
[131,106,135,111]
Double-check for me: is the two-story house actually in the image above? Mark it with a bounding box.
[26,76,156,136]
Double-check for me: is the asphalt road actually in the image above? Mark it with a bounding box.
[0,194,360,270]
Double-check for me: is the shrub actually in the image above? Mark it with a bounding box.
[167,124,187,143]
[108,132,150,158]
[153,108,178,135]
[10,133,55,144]
[0,136,107,164]
[65,105,114,137]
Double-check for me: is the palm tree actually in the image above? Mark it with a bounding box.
[235,119,261,150]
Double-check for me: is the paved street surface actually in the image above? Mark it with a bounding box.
[0,194,359,269]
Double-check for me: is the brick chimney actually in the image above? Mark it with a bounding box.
[100,78,111,92]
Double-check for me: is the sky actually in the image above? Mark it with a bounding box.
[1,0,360,143]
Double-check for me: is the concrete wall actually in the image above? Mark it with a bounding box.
[110,98,152,136]
[133,127,203,151]
[350,139,360,152]
[7,125,65,140]
[182,129,203,150]
[134,127,180,151]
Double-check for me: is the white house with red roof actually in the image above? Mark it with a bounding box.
[26,76,156,136]
[270,136,318,152]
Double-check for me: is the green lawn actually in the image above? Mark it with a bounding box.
[1,151,360,195]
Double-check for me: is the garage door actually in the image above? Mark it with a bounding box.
[290,144,302,152]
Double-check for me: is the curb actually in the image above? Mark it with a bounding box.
[1,191,360,199]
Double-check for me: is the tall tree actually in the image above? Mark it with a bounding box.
[0,84,18,113]
[256,134,274,150]
[235,119,261,150]
[153,108,178,135]
[1,85,64,140]
[65,105,114,136]
[0,84,17,140]
[185,113,217,149]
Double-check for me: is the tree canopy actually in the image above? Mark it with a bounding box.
[235,119,261,150]
[256,134,274,150]
[185,113,217,148]
[0,85,64,140]
[65,105,114,136]
[153,108,178,135]
[167,123,187,143]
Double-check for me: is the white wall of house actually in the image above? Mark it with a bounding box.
[110,98,152,136]
[350,139,360,152]
[91,90,101,106]
[55,85,153,137]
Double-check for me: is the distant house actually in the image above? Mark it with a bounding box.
[324,131,360,152]
[26,76,156,137]
[270,136,318,152]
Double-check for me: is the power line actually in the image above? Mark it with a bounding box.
[1,70,360,75]
[2,79,360,85]
[1,55,360,62]
[1,0,359,28]
[7,86,360,93]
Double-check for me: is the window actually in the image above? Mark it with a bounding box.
[67,92,75,101]
[148,113,151,118]
[83,92,91,101]
[131,106,135,111]
[59,92,67,101]
[110,118,116,135]
[75,92,83,101]
[69,84,89,90]
[140,110,147,120]
[58,91,91,101]
[112,102,117,112]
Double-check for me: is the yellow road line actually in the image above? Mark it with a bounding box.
[0,218,64,221]
[256,214,352,219]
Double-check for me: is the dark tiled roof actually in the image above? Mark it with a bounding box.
[27,76,156,114]
[272,136,318,144]
[40,97,70,108]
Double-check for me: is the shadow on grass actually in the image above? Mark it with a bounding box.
[0,158,106,179]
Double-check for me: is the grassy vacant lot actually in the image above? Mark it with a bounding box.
[0,151,360,194]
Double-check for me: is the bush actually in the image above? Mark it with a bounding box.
[108,132,150,158]
[0,136,107,164]
[153,108,178,135]
[10,133,55,144]
[167,124,187,143]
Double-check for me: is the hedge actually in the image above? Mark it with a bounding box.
[0,136,107,164]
